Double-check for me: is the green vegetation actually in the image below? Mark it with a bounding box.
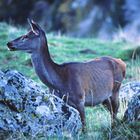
[0,23,140,139]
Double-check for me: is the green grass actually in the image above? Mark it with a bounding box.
[0,22,140,139]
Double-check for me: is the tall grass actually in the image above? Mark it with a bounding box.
[127,57,140,82]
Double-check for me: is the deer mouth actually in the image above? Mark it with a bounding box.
[7,42,17,51]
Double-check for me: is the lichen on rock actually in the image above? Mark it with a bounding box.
[120,82,140,122]
[0,70,82,138]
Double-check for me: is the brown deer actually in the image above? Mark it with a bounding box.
[7,20,126,131]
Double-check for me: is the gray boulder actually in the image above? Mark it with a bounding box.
[0,70,82,139]
[119,81,140,103]
[120,82,140,122]
[123,91,140,122]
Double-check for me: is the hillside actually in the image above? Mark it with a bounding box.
[0,23,140,82]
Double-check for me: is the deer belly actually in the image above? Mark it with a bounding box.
[85,91,112,106]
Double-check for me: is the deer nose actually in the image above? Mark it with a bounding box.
[7,42,16,51]
[7,42,13,47]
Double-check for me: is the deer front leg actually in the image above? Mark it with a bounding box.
[68,96,86,132]
[76,100,86,132]
[68,80,86,131]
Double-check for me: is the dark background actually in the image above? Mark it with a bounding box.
[0,0,140,39]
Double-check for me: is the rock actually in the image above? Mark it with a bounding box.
[123,91,140,122]
[119,81,140,103]
[0,70,82,138]
[119,81,140,122]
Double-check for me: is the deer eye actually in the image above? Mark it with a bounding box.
[21,35,28,41]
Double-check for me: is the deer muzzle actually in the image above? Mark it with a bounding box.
[7,42,16,51]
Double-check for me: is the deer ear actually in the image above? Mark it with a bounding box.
[27,19,41,35]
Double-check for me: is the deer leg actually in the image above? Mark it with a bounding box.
[76,100,86,132]
[110,92,119,121]
[67,97,86,132]
[111,82,121,122]
[68,81,86,131]
[102,98,113,124]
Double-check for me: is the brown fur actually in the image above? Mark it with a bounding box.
[56,57,126,130]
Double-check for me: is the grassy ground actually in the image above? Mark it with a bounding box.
[0,22,140,139]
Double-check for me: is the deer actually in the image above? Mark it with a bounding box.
[7,20,126,131]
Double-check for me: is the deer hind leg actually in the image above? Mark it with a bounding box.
[102,98,113,124]
[111,82,121,121]
[108,83,121,128]
[103,96,120,127]
[110,91,119,121]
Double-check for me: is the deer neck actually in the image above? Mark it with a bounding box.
[31,38,62,89]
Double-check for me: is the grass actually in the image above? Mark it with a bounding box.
[0,22,140,139]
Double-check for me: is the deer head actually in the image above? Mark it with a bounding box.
[7,19,46,53]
